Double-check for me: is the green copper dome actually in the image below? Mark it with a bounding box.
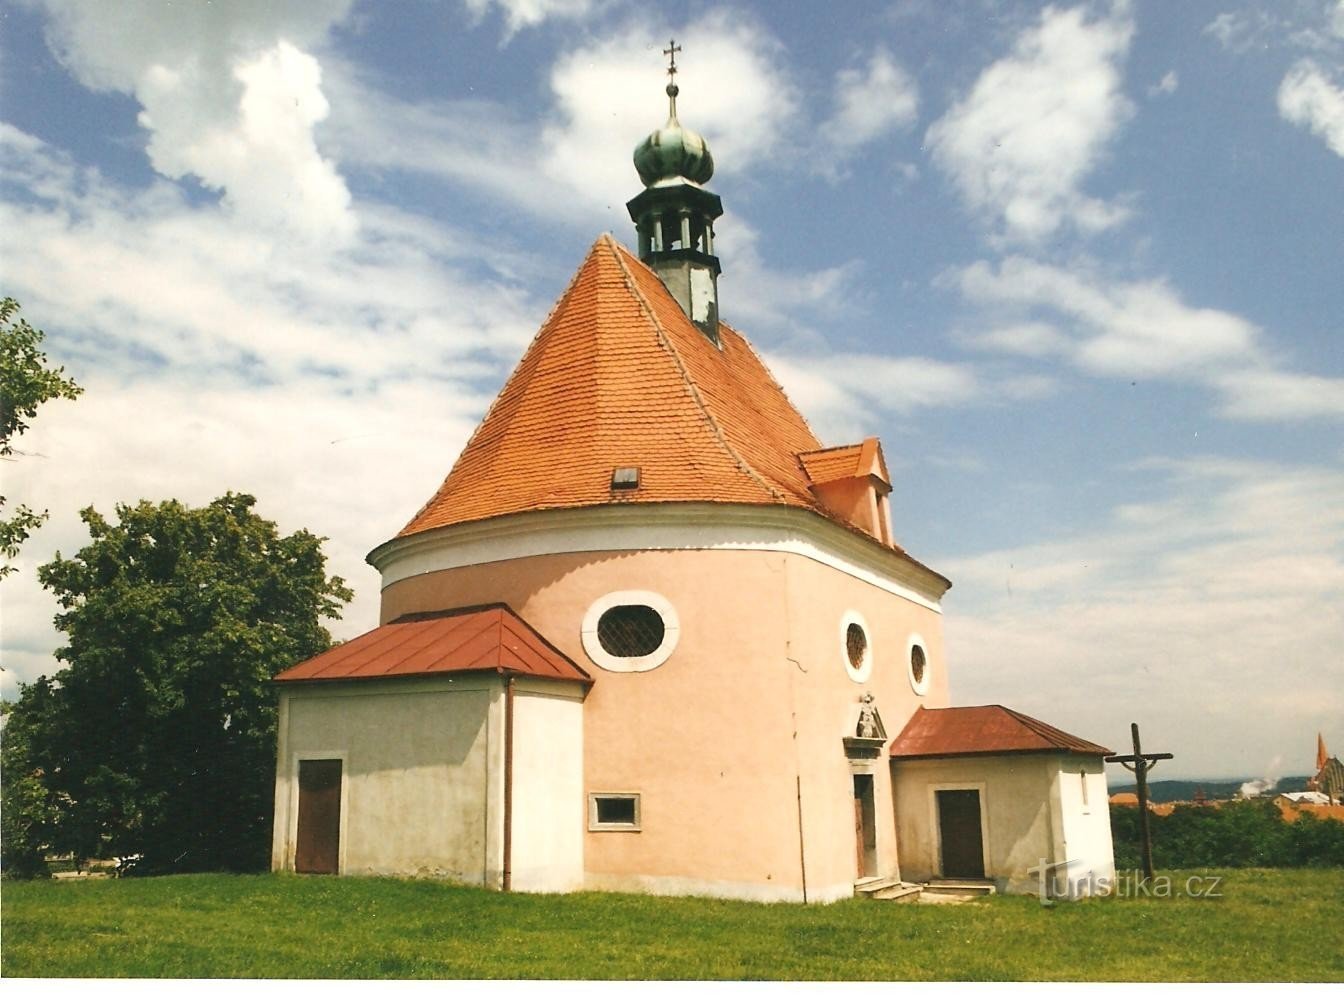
[633,84,715,187]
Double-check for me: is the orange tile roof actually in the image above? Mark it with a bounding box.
[394,236,944,585]
[799,437,892,489]
[274,604,591,686]
[888,705,1114,759]
[798,444,864,485]
[1277,802,1344,823]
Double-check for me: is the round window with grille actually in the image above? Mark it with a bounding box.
[582,591,679,672]
[597,605,665,657]
[910,644,926,683]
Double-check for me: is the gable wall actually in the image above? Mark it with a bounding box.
[272,676,503,882]
[812,478,881,541]
[890,753,1059,893]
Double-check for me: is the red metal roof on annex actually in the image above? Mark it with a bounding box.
[888,705,1113,760]
[274,604,591,686]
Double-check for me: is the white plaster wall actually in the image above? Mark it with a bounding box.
[272,677,502,881]
[509,682,586,893]
[1053,757,1116,898]
[891,754,1062,894]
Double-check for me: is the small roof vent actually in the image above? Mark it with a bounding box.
[611,467,641,491]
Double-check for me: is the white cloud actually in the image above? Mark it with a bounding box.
[463,0,599,36]
[766,354,979,440]
[1148,70,1179,96]
[322,73,591,225]
[964,322,1071,358]
[1205,4,1344,55]
[0,125,550,694]
[954,257,1262,378]
[1213,369,1344,420]
[33,0,357,242]
[325,11,796,225]
[951,256,1344,421]
[816,49,919,175]
[321,15,855,340]
[1278,59,1344,157]
[542,11,798,213]
[940,457,1344,777]
[1203,11,1259,53]
[763,351,1057,442]
[925,3,1134,244]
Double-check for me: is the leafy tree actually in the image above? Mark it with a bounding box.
[1,297,83,578]
[0,682,65,877]
[3,493,351,874]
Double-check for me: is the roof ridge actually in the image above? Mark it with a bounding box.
[799,442,865,458]
[606,236,783,503]
[999,705,1111,753]
[729,323,823,449]
[395,240,606,538]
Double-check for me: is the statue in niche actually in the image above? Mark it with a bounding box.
[857,692,884,739]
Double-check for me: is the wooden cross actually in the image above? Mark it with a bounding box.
[1105,722,1173,881]
[664,38,681,80]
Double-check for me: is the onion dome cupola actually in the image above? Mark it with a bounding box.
[626,40,724,345]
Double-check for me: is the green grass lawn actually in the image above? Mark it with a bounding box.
[3,868,1341,980]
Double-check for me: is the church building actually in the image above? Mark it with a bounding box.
[270,55,1116,902]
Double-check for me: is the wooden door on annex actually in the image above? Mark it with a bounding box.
[295,759,342,874]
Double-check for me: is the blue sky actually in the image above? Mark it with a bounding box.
[1,0,1341,782]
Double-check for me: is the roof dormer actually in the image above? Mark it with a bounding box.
[798,437,896,547]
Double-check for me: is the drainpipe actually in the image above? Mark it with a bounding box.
[503,674,515,892]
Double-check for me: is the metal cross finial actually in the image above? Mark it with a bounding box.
[663,38,681,80]
[662,38,682,120]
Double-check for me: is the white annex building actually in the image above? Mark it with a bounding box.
[270,61,1117,903]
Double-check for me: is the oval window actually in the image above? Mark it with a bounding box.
[846,623,868,670]
[597,604,665,658]
[582,591,679,672]
[839,609,872,683]
[907,633,930,696]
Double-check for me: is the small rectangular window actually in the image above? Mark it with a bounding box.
[1080,771,1090,813]
[589,792,640,831]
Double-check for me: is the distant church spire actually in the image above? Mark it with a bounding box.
[627,40,723,345]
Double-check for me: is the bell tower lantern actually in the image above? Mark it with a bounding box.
[626,40,723,345]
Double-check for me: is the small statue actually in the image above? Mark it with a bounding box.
[857,693,880,739]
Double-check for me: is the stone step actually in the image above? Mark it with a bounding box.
[854,876,891,892]
[922,878,995,898]
[854,877,923,902]
[871,882,923,902]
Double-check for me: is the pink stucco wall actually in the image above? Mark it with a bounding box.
[380,539,949,901]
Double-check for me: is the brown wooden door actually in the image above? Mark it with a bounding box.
[936,788,985,879]
[295,759,342,874]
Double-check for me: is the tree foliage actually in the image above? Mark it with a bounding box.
[1111,799,1344,869]
[1,297,83,578]
[1,493,351,875]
